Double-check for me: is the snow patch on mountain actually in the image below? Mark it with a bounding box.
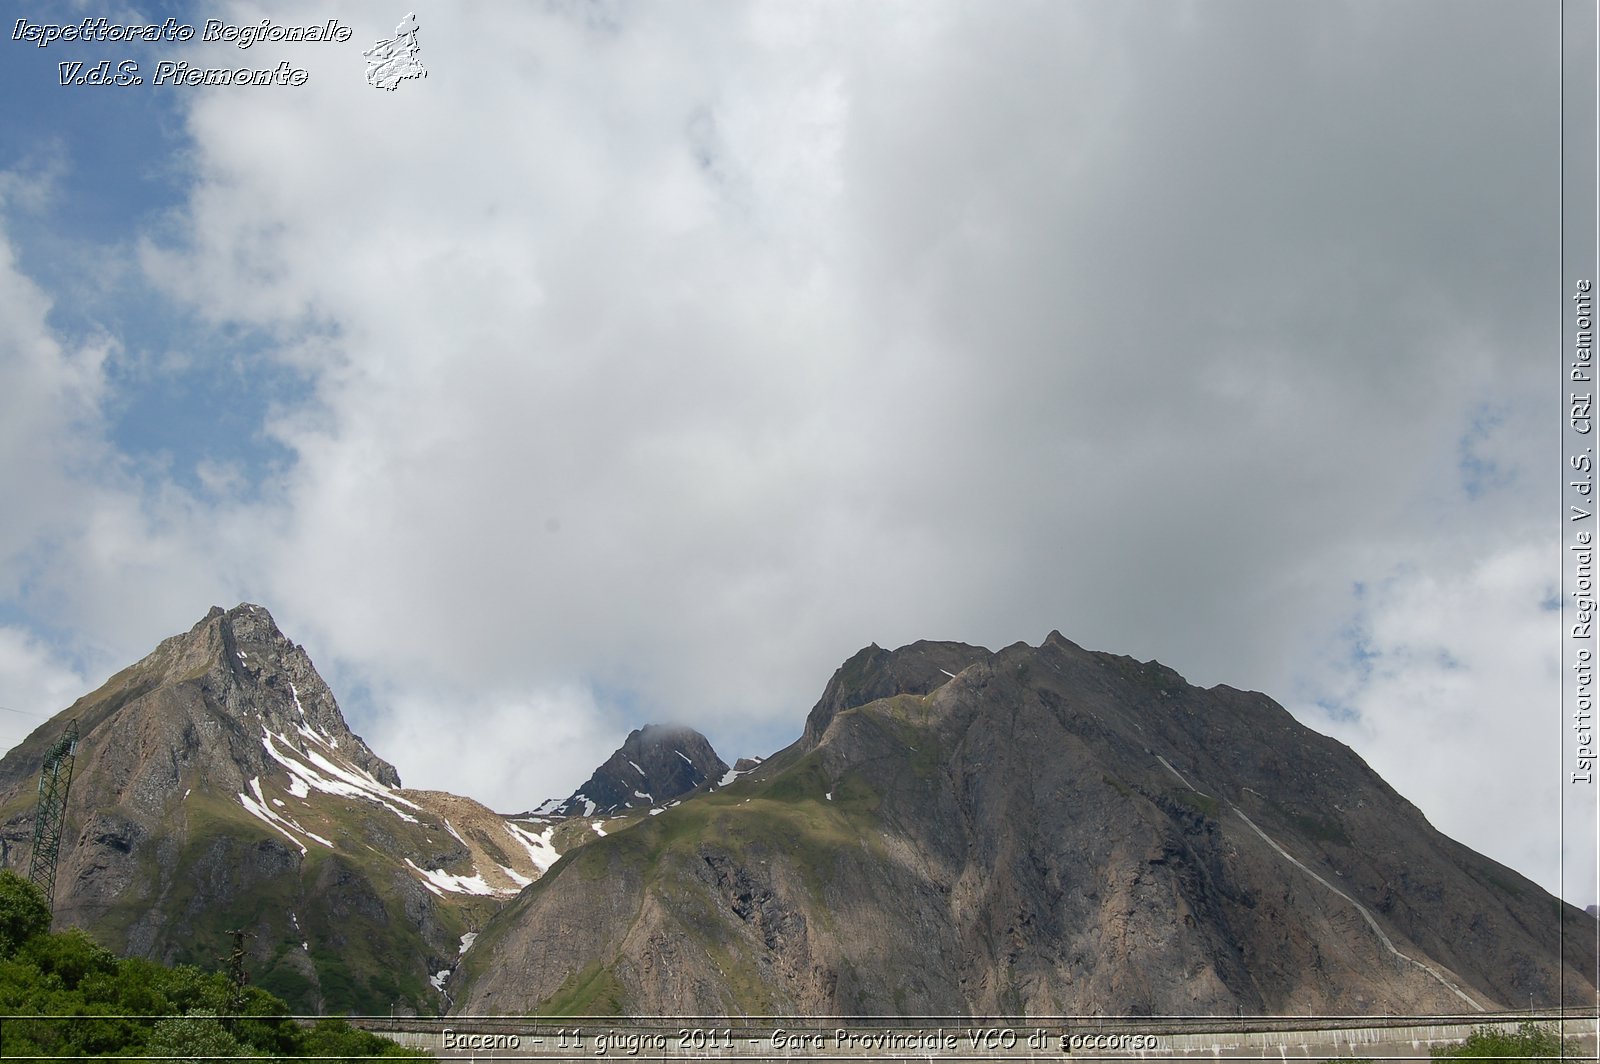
[260,727,420,823]
[237,776,336,856]
[238,777,308,855]
[504,822,560,873]
[499,864,534,887]
[404,858,505,897]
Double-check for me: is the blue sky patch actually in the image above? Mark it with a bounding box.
[101,329,308,497]
[1457,403,1513,500]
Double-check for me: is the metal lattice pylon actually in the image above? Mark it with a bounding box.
[28,719,79,914]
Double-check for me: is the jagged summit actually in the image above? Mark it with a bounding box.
[0,603,394,805]
[0,603,555,1014]
[798,638,993,753]
[544,723,727,818]
[206,602,400,785]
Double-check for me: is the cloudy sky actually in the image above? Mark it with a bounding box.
[0,0,1594,905]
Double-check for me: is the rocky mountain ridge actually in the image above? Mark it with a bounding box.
[453,633,1598,1017]
[2,606,1593,1020]
[0,605,566,1012]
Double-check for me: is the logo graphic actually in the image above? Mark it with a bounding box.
[363,12,425,91]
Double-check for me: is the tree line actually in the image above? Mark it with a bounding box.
[0,870,424,1060]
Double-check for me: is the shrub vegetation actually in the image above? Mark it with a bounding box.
[0,870,424,1060]
[1431,1023,1577,1062]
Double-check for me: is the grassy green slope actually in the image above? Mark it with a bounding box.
[456,699,930,1016]
[98,788,484,1014]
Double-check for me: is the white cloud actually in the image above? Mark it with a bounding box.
[357,682,621,815]
[0,628,88,757]
[0,207,113,594]
[1293,537,1589,899]
[0,187,273,684]
[0,1,1585,907]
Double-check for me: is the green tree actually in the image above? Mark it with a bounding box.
[22,926,117,989]
[0,916,427,1061]
[146,1010,246,1062]
[0,870,51,958]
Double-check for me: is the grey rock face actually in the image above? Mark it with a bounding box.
[0,604,397,815]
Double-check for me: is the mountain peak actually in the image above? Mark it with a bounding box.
[156,603,401,788]
[799,638,992,752]
[548,723,727,818]
[0,603,556,1014]
[0,603,404,836]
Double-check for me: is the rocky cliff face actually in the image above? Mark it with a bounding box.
[453,632,1598,1017]
[0,605,557,1014]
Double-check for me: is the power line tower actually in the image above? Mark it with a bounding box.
[28,719,79,916]
[218,928,253,1022]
